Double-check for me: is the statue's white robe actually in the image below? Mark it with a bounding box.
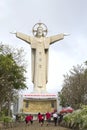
[16,32,64,92]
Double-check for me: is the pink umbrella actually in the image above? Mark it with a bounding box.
[60,107,74,114]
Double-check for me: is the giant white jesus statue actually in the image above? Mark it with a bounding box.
[12,23,67,93]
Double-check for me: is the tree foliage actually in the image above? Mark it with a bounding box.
[0,44,27,115]
[59,63,87,109]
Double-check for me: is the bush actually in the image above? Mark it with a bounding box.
[3,116,12,123]
[63,105,87,130]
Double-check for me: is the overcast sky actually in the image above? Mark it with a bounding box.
[0,0,87,94]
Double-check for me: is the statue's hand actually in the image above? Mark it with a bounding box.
[64,33,70,36]
[10,31,16,34]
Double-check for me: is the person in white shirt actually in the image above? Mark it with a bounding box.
[53,112,58,126]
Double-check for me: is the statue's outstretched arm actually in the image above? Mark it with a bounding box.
[50,33,69,44]
[10,31,16,34]
[64,33,70,36]
[10,31,31,44]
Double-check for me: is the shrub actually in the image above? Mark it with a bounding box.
[63,105,87,129]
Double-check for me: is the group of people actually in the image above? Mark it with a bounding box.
[25,112,51,126]
[38,112,51,126]
[25,111,63,126]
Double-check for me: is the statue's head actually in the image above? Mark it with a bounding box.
[37,25,44,37]
[32,23,48,37]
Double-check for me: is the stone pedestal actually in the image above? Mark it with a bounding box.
[22,93,58,114]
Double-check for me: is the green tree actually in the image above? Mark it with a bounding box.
[0,44,27,116]
[60,64,87,109]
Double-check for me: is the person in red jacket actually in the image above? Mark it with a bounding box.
[46,112,51,126]
[38,113,41,123]
[25,114,33,125]
[25,115,30,124]
[38,113,44,126]
[29,114,33,124]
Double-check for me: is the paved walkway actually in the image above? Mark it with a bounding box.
[2,121,71,130]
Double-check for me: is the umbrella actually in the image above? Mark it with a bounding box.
[60,107,74,114]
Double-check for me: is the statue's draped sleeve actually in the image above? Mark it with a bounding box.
[16,32,35,83]
[16,32,31,44]
[50,33,64,44]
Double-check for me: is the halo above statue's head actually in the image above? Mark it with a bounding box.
[32,23,48,37]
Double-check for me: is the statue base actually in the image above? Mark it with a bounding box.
[23,93,58,115]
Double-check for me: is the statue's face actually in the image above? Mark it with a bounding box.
[37,27,43,37]
[32,23,48,37]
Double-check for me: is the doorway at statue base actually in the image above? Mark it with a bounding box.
[13,93,58,120]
